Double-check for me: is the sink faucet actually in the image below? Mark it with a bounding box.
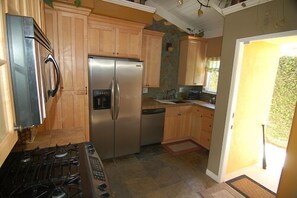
[166,89,176,99]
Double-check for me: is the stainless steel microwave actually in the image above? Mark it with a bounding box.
[6,14,60,129]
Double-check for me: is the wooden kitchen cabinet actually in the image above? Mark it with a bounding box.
[178,36,207,86]
[44,3,91,140]
[200,108,214,149]
[191,106,203,143]
[4,0,45,31]
[142,29,164,87]
[0,0,45,166]
[163,106,192,142]
[190,105,214,150]
[88,15,145,60]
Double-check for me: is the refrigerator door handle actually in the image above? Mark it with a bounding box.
[111,79,115,120]
[115,81,120,120]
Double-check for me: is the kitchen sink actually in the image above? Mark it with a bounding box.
[169,100,187,104]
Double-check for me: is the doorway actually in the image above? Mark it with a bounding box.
[219,30,297,193]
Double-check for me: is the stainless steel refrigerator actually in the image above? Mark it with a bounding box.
[89,56,143,159]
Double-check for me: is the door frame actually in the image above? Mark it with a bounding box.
[218,30,297,182]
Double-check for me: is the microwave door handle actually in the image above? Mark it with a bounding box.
[45,54,60,97]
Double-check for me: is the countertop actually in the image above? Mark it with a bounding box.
[142,98,215,110]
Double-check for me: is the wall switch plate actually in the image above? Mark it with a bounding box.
[143,87,148,93]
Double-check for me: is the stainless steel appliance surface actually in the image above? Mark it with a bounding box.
[89,56,143,159]
[6,14,60,129]
[0,142,110,197]
[141,108,165,146]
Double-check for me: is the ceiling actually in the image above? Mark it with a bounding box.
[145,0,225,38]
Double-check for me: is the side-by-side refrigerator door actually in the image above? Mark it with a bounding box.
[89,57,115,159]
[114,60,143,157]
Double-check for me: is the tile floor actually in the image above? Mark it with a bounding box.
[103,144,217,198]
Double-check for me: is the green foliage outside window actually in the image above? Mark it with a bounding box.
[204,58,220,93]
[267,56,297,148]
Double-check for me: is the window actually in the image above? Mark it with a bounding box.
[203,57,220,93]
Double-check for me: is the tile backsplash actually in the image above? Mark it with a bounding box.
[142,18,216,103]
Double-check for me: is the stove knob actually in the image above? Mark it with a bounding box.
[98,183,107,191]
[87,145,95,154]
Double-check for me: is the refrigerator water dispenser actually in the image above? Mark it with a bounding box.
[93,89,111,110]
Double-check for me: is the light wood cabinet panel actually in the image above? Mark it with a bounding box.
[88,24,116,56]
[87,15,144,59]
[189,105,214,150]
[5,0,45,30]
[200,130,211,150]
[163,106,192,142]
[191,106,202,142]
[44,3,90,140]
[163,115,179,141]
[142,29,164,87]
[178,36,207,86]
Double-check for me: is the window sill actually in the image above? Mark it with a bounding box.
[202,90,217,95]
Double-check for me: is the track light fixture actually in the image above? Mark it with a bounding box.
[196,0,210,16]
[177,0,183,7]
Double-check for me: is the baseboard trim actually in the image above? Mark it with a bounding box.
[206,169,220,182]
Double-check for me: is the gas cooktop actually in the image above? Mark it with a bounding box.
[0,142,110,198]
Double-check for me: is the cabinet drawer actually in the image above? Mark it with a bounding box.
[203,108,214,118]
[202,117,213,132]
[165,106,191,116]
[200,130,211,149]
[179,106,192,114]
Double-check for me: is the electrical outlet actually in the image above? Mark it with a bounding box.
[143,88,148,93]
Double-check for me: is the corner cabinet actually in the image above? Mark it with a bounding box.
[178,36,207,86]
[191,106,214,150]
[88,14,145,60]
[142,29,164,87]
[0,0,45,166]
[44,3,91,140]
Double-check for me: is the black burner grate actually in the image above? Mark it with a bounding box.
[0,144,83,198]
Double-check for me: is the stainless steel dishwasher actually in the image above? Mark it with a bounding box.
[141,108,165,146]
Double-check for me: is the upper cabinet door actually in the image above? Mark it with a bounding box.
[87,15,144,59]
[88,21,116,57]
[178,36,207,86]
[116,27,142,59]
[142,29,164,87]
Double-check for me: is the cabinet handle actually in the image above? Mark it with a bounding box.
[113,52,115,55]
[178,113,181,116]
[117,52,119,55]
[193,82,197,85]
[209,125,212,127]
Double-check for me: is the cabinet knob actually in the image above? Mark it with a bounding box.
[113,52,115,55]
[209,125,212,127]
[178,113,181,116]
[117,52,119,55]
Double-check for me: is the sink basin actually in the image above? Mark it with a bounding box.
[154,99,188,104]
[169,100,187,104]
